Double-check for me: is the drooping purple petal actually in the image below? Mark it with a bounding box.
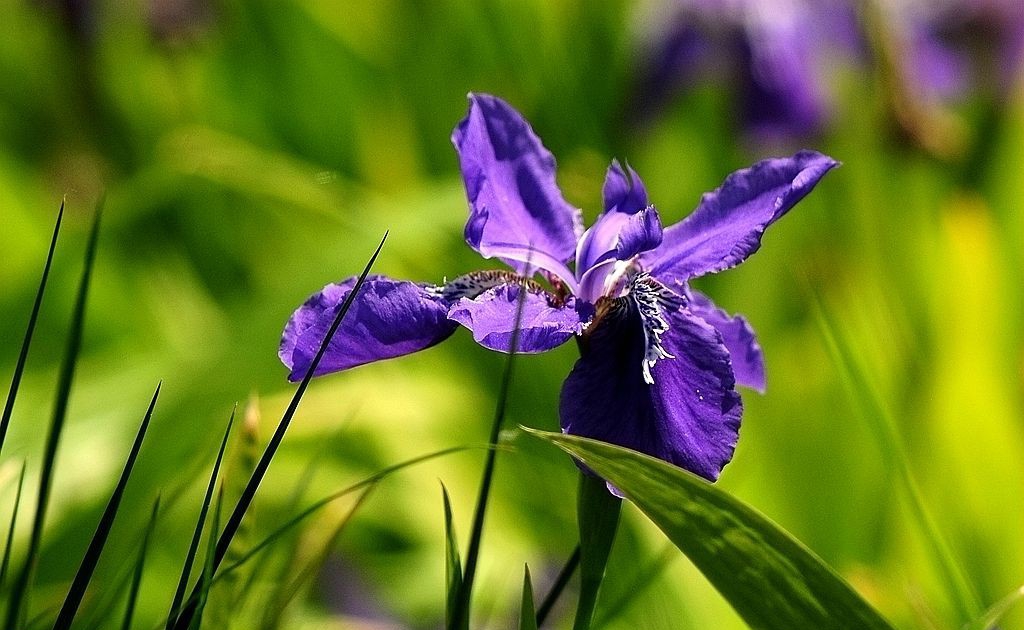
[687,289,765,392]
[560,294,742,481]
[452,93,583,288]
[280,276,457,381]
[648,151,838,283]
[447,283,581,353]
[602,159,649,216]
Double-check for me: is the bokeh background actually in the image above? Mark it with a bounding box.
[1,0,1022,628]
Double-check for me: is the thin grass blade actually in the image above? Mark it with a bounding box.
[259,484,376,629]
[535,546,579,628]
[165,407,234,629]
[813,293,981,619]
[965,584,1024,630]
[449,273,529,630]
[121,495,161,630]
[442,483,463,629]
[0,199,64,455]
[188,486,224,630]
[5,202,103,628]
[170,229,388,630]
[0,460,27,589]
[52,381,160,630]
[520,565,538,630]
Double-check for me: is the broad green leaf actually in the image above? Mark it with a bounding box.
[519,565,538,630]
[527,429,897,630]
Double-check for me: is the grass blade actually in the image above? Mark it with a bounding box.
[442,483,463,628]
[6,201,103,628]
[258,484,376,629]
[0,199,64,456]
[966,584,1024,630]
[535,546,579,628]
[813,293,981,620]
[166,407,235,629]
[449,275,529,630]
[520,565,538,630]
[188,486,224,630]
[170,230,388,630]
[53,381,161,630]
[122,495,161,630]
[0,461,28,589]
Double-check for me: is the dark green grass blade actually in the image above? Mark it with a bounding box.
[0,461,28,588]
[528,430,897,630]
[535,546,579,628]
[171,229,387,630]
[449,275,528,630]
[6,202,103,628]
[442,483,463,628]
[166,408,235,630]
[158,446,466,629]
[188,486,224,630]
[53,381,160,630]
[258,484,376,629]
[0,199,64,456]
[520,565,538,630]
[122,495,161,630]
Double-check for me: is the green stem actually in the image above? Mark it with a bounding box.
[573,474,621,630]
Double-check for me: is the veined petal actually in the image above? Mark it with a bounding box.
[648,151,838,283]
[448,283,581,354]
[560,287,742,481]
[280,276,457,381]
[687,289,765,392]
[453,93,583,285]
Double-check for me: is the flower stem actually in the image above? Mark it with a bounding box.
[573,473,621,630]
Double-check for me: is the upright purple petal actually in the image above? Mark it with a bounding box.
[687,289,765,392]
[648,151,838,283]
[576,162,663,302]
[447,283,581,353]
[453,93,583,287]
[560,296,742,481]
[280,276,457,381]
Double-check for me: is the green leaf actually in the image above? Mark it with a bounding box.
[526,429,897,630]
[166,407,234,630]
[53,381,161,630]
[171,231,387,630]
[965,584,1024,630]
[0,199,63,456]
[6,201,102,628]
[122,495,161,630]
[0,461,27,589]
[442,483,464,630]
[519,565,538,630]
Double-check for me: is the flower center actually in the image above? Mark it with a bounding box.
[436,270,567,306]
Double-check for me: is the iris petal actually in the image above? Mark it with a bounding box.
[452,93,583,288]
[648,150,837,283]
[280,276,457,381]
[447,283,581,353]
[560,291,742,481]
[687,289,766,393]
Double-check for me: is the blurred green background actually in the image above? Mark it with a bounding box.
[0,0,1022,628]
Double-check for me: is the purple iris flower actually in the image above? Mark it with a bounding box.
[280,94,837,481]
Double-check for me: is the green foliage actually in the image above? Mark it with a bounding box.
[528,429,897,630]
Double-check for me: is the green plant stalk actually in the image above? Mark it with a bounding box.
[0,200,64,456]
[449,276,528,630]
[5,203,102,628]
[520,565,538,630]
[122,495,161,630]
[535,545,580,628]
[573,473,621,630]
